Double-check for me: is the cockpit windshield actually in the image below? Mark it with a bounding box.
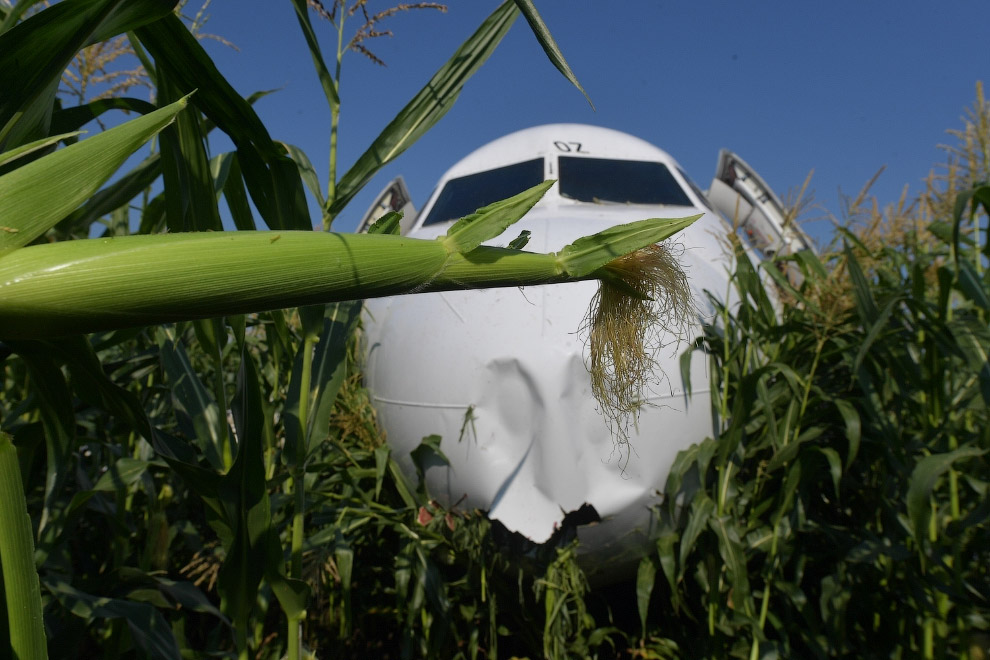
[558,156,693,206]
[422,158,545,226]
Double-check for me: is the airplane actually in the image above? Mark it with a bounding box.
[357,124,812,583]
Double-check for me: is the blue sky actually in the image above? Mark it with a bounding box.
[195,1,989,244]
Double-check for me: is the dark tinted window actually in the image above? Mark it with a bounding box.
[423,158,545,226]
[558,156,693,206]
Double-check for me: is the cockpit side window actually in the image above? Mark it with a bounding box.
[558,156,693,206]
[677,166,716,213]
[422,158,545,226]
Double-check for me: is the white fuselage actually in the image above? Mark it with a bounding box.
[362,124,766,582]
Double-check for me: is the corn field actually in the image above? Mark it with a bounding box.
[1,1,989,659]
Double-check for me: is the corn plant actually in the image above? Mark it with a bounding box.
[0,1,699,658]
[634,177,989,658]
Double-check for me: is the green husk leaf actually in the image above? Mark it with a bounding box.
[0,129,83,167]
[558,214,701,277]
[0,96,188,253]
[58,154,162,237]
[368,211,403,236]
[443,180,553,254]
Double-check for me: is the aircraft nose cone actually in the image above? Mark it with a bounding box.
[362,209,721,579]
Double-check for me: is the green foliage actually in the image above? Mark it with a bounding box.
[639,188,990,658]
[1,1,988,659]
[0,1,627,658]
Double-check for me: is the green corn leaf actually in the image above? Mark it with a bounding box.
[282,142,327,209]
[156,326,229,472]
[158,72,222,233]
[950,317,990,406]
[636,556,657,637]
[709,513,752,616]
[335,531,355,636]
[0,96,187,253]
[955,258,990,311]
[328,0,518,219]
[844,244,879,324]
[218,355,276,628]
[305,302,362,456]
[44,577,181,660]
[368,211,403,236]
[443,180,553,254]
[289,0,339,110]
[851,295,899,375]
[655,530,680,607]
[832,398,861,468]
[679,492,714,576]
[950,184,987,262]
[216,152,256,230]
[813,446,843,499]
[557,214,701,277]
[512,0,593,109]
[374,445,390,500]
[138,193,167,234]
[732,240,776,326]
[411,434,449,498]
[0,432,47,660]
[794,247,828,279]
[92,457,157,492]
[27,335,153,438]
[0,0,176,148]
[0,129,83,168]
[59,154,162,237]
[906,445,986,546]
[135,14,309,231]
[148,428,226,528]
[759,256,821,314]
[15,349,74,559]
[0,0,46,34]
[50,96,158,135]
